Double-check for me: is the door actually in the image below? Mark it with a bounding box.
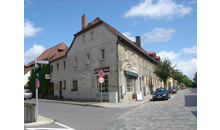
[59,81,62,96]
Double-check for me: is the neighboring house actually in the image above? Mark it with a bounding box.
[50,14,162,102]
[24,65,30,88]
[24,42,68,90]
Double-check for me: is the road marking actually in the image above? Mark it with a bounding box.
[55,122,75,130]
[25,122,75,130]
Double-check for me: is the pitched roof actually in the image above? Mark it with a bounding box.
[26,42,68,67]
[70,16,159,63]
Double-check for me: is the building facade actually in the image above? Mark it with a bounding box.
[50,14,162,102]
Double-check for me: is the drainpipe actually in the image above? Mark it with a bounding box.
[116,36,122,102]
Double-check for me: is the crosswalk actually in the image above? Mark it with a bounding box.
[25,122,75,130]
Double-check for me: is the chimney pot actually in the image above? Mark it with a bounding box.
[81,14,87,30]
[136,36,141,48]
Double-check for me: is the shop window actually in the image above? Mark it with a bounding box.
[126,77,132,92]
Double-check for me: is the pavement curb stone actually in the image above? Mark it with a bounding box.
[24,115,54,128]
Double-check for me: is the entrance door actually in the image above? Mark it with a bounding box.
[49,82,54,98]
[59,81,62,96]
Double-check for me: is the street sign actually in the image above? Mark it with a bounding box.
[98,77,105,84]
[37,60,49,64]
[36,79,40,88]
[45,74,51,79]
[98,71,104,77]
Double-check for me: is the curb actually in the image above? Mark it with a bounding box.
[40,100,107,108]
[24,115,54,128]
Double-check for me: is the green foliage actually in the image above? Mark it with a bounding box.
[153,57,176,88]
[38,64,51,96]
[183,75,193,87]
[132,92,137,96]
[171,69,184,83]
[27,63,51,97]
[193,72,197,87]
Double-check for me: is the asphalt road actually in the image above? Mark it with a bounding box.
[107,88,197,130]
[24,100,134,130]
[24,88,197,130]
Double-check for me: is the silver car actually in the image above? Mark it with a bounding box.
[24,89,32,99]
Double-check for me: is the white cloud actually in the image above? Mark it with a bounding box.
[122,32,136,42]
[124,0,192,20]
[157,50,181,61]
[182,46,197,54]
[142,28,175,42]
[24,19,43,38]
[188,0,197,4]
[24,0,36,9]
[157,50,197,80]
[24,44,46,63]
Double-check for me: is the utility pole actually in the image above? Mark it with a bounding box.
[35,58,38,122]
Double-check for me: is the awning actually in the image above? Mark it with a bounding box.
[124,70,139,77]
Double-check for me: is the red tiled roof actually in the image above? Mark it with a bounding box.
[148,52,156,55]
[70,16,159,64]
[24,67,30,75]
[49,48,68,62]
[26,42,68,67]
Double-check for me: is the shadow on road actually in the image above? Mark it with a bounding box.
[185,95,197,107]
[191,111,197,117]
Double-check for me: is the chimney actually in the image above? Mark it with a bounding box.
[136,36,141,48]
[81,14,87,30]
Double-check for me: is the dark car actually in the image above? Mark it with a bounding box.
[153,88,170,101]
[168,87,177,93]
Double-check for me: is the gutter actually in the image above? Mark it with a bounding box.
[116,36,122,102]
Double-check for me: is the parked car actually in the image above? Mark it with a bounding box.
[181,86,186,90]
[152,88,170,101]
[169,87,177,93]
[24,89,32,100]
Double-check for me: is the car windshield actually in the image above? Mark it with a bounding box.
[156,88,166,93]
[25,90,31,93]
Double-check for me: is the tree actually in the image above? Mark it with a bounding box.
[193,72,197,87]
[183,75,193,87]
[39,64,51,97]
[171,69,184,85]
[153,57,176,88]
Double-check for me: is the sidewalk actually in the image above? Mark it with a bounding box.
[24,95,153,128]
[40,94,153,108]
[24,115,54,128]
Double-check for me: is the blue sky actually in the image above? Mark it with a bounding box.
[24,0,197,80]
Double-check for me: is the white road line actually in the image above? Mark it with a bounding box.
[25,128,68,130]
[55,122,75,130]
[25,122,75,130]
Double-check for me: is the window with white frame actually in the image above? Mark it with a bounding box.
[100,48,105,60]
[82,35,85,43]
[126,76,132,92]
[90,31,94,40]
[72,80,78,91]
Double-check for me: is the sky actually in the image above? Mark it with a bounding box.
[24,0,197,80]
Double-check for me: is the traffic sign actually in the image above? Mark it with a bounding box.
[98,71,104,77]
[36,79,40,88]
[98,77,105,84]
[37,60,49,64]
[45,74,51,79]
